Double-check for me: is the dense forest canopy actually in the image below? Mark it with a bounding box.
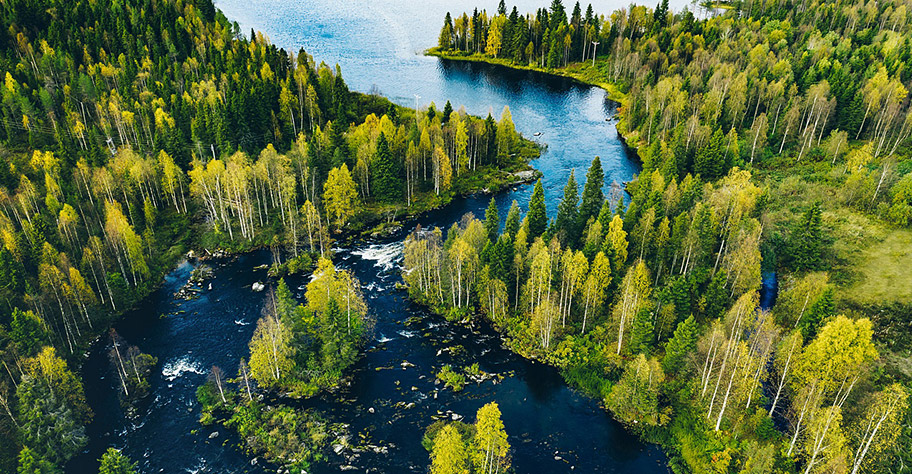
[0,0,911,471]
[420,0,912,473]
[0,0,537,471]
[437,0,912,228]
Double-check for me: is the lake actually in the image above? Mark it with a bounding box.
[68,0,700,472]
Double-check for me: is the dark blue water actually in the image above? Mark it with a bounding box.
[66,1,704,472]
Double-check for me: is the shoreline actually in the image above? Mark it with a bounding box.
[427,48,643,164]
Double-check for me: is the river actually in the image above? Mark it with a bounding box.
[68,0,702,472]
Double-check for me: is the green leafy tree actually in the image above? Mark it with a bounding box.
[607,354,667,428]
[471,402,510,474]
[97,448,137,474]
[794,315,878,396]
[11,309,47,357]
[248,311,294,388]
[323,164,359,229]
[430,424,470,474]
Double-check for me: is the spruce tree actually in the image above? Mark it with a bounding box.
[800,287,835,340]
[628,307,655,355]
[484,114,498,165]
[98,448,138,474]
[701,270,728,322]
[442,100,453,124]
[371,133,400,202]
[790,202,824,271]
[527,179,547,240]
[484,197,500,243]
[491,236,514,284]
[578,157,604,232]
[554,170,579,245]
[694,128,725,180]
[504,200,521,238]
[662,315,698,373]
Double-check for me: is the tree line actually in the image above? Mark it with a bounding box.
[404,156,909,473]
[436,0,912,227]
[0,0,536,471]
[196,261,370,469]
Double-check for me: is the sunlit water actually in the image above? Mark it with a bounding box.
[64,0,716,472]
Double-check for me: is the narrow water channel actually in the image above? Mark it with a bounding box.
[68,0,706,472]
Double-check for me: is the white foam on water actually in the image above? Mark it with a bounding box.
[162,356,205,381]
[363,281,390,293]
[377,333,394,343]
[185,458,208,473]
[234,319,250,326]
[351,241,403,272]
[397,330,416,338]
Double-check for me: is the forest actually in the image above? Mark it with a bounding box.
[419,0,912,472]
[0,0,538,471]
[1,0,912,471]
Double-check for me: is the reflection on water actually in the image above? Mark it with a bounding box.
[67,0,685,472]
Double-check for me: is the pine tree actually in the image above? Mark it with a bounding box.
[627,307,655,355]
[662,315,698,373]
[503,200,521,238]
[442,100,453,124]
[372,133,400,202]
[554,170,579,245]
[694,129,726,180]
[577,157,604,232]
[790,202,824,271]
[484,197,500,243]
[98,448,137,474]
[527,179,547,240]
[800,287,835,340]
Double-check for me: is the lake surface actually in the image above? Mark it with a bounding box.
[67,1,701,472]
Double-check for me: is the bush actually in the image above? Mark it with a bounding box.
[437,365,466,391]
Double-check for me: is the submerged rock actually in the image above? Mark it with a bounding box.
[511,169,540,184]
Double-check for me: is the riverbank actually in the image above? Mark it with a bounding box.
[427,48,643,158]
[426,48,628,105]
